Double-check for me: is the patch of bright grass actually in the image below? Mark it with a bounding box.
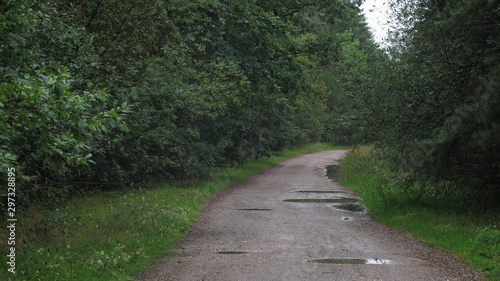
[339,147,500,281]
[0,143,344,281]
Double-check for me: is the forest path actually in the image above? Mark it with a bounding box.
[136,150,482,281]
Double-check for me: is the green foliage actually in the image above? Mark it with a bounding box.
[74,0,367,186]
[0,0,98,82]
[0,144,341,280]
[0,70,129,205]
[321,30,386,144]
[346,0,500,207]
[0,0,374,206]
[474,227,500,259]
[473,227,500,279]
[340,147,500,280]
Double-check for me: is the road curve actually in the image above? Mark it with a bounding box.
[136,150,482,281]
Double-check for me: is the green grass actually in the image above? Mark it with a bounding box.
[339,147,500,281]
[0,143,344,281]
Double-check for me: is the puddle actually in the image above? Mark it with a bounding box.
[341,216,352,221]
[308,258,391,264]
[325,165,341,181]
[295,190,345,194]
[216,251,247,254]
[237,208,273,211]
[284,198,359,203]
[333,203,365,212]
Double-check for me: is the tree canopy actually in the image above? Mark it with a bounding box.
[3,0,496,208]
[1,0,380,206]
[340,0,500,206]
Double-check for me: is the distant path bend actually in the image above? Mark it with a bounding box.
[137,150,483,281]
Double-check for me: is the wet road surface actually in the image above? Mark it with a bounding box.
[137,150,482,281]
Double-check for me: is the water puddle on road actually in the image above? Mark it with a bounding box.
[283,198,360,203]
[237,208,273,211]
[333,203,365,213]
[295,190,345,194]
[325,165,341,182]
[309,258,391,264]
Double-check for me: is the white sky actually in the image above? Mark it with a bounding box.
[360,0,392,45]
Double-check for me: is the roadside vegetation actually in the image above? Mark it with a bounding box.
[0,144,343,281]
[0,0,379,209]
[336,1,500,278]
[340,147,500,281]
[0,1,376,280]
[1,0,499,279]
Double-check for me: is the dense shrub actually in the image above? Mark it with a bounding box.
[1,0,375,205]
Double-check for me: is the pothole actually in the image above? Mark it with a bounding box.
[333,203,365,212]
[341,216,352,221]
[216,251,247,254]
[284,198,359,203]
[237,208,273,211]
[308,258,391,264]
[295,190,345,194]
[325,165,341,182]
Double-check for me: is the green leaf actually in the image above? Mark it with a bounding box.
[108,119,118,128]
[108,109,117,117]
[96,93,107,102]
[118,124,127,132]
[78,119,86,129]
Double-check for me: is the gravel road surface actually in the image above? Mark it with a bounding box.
[137,150,483,281]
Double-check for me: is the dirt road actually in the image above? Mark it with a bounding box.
[137,150,482,281]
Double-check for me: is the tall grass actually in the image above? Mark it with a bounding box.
[340,147,500,281]
[0,143,344,281]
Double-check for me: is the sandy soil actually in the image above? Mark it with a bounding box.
[136,150,483,281]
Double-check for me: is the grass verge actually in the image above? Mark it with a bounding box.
[0,143,344,281]
[339,146,500,281]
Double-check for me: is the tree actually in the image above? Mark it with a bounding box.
[1,0,381,205]
[0,70,129,205]
[371,0,500,205]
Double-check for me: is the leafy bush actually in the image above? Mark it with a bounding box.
[1,0,376,206]
[353,0,500,207]
[0,70,129,205]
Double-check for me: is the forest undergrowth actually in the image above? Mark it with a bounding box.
[340,147,500,281]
